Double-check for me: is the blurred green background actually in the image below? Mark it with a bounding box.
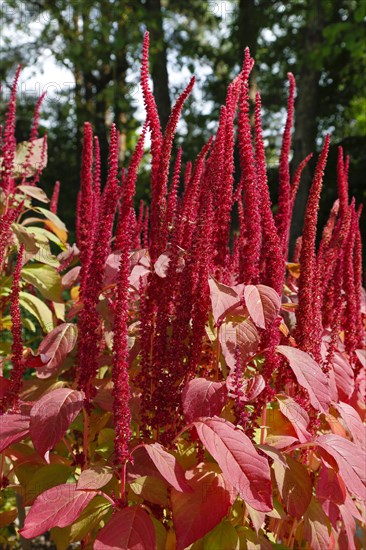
[1,0,365,256]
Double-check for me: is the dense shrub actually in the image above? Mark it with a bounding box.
[0,33,364,549]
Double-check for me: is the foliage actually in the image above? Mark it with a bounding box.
[0,34,365,549]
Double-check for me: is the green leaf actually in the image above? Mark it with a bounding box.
[24,464,72,505]
[129,475,169,506]
[237,526,272,549]
[33,207,68,243]
[11,223,40,256]
[22,264,62,302]
[69,495,112,543]
[272,455,312,519]
[27,225,64,248]
[96,428,115,458]
[50,526,71,550]
[19,291,55,333]
[152,517,167,550]
[203,521,239,549]
[22,263,62,302]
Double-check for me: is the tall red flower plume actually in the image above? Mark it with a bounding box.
[296,135,330,359]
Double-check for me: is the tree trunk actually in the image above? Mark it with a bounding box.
[289,0,325,256]
[145,0,171,130]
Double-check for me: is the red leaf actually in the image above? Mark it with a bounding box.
[276,394,311,443]
[182,378,227,422]
[316,434,366,500]
[30,388,84,458]
[208,277,241,325]
[0,376,11,399]
[77,465,113,491]
[20,483,97,539]
[334,402,365,450]
[220,318,259,369]
[303,497,332,550]
[193,417,272,511]
[244,284,280,329]
[317,462,346,526]
[94,506,155,550]
[276,346,331,412]
[0,412,30,453]
[36,323,78,378]
[171,464,233,550]
[139,443,192,492]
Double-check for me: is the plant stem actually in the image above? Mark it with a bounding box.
[98,491,115,507]
[260,406,267,445]
[215,327,220,381]
[63,436,74,458]
[83,407,89,467]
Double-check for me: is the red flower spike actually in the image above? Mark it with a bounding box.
[276,73,296,258]
[237,62,261,284]
[77,125,120,402]
[115,123,147,250]
[50,181,60,214]
[0,202,23,270]
[337,146,349,217]
[290,152,314,202]
[141,32,163,209]
[77,123,94,298]
[254,92,285,294]
[166,147,182,234]
[0,66,21,193]
[1,244,24,412]
[353,206,364,349]
[296,135,330,359]
[112,219,133,465]
[343,205,359,356]
[151,78,195,259]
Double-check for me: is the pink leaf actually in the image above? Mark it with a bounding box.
[0,412,30,452]
[20,483,97,539]
[193,417,272,511]
[182,378,227,422]
[316,434,366,500]
[61,266,80,289]
[220,318,259,369]
[332,352,354,401]
[276,394,311,443]
[208,277,241,325]
[171,464,233,550]
[303,497,332,550]
[140,443,192,492]
[36,323,78,378]
[77,465,113,491]
[244,284,280,329]
[94,506,155,550]
[276,346,331,412]
[104,251,122,286]
[334,402,365,450]
[30,388,84,458]
[154,253,171,278]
